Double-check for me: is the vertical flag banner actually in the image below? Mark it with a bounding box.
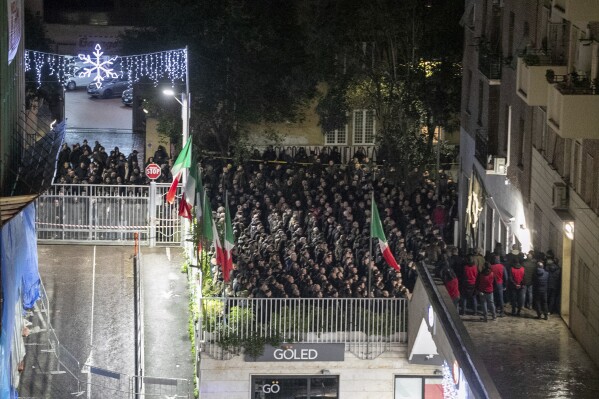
[166,137,192,204]
[371,198,400,271]
[223,198,235,282]
[179,153,198,219]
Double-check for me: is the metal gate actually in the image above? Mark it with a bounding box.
[35,183,183,246]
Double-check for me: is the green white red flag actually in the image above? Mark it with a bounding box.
[370,198,400,271]
[166,137,192,204]
[178,154,199,219]
[212,218,225,274]
[199,191,212,253]
[223,197,234,282]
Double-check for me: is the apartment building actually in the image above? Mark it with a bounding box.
[459,0,599,365]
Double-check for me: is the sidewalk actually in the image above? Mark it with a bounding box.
[461,306,599,398]
[142,247,194,383]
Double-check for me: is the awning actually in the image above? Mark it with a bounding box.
[0,195,38,227]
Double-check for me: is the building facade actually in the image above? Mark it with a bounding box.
[459,0,599,365]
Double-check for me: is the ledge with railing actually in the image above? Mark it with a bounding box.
[546,71,599,95]
[198,297,407,360]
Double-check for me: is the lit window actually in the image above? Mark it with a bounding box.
[353,109,375,145]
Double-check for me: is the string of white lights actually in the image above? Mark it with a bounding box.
[24,46,187,88]
[442,361,459,399]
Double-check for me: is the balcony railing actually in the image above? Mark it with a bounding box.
[474,130,490,169]
[516,51,568,106]
[198,297,407,360]
[547,75,599,139]
[478,49,502,81]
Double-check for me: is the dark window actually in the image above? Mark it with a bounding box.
[507,12,515,58]
[477,80,484,125]
[252,375,339,399]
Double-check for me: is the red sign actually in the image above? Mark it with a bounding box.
[145,163,161,180]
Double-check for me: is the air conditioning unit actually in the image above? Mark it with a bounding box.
[553,182,568,209]
[487,157,507,175]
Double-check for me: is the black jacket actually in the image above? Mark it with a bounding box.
[533,267,549,292]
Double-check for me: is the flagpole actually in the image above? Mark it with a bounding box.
[368,167,377,298]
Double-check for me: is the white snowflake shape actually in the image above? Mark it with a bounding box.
[78,44,119,88]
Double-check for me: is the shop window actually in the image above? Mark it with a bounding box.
[252,375,338,398]
[395,376,443,399]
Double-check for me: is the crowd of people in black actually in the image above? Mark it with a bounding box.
[55,140,174,185]
[198,151,458,300]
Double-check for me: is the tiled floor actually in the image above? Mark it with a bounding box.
[462,307,599,399]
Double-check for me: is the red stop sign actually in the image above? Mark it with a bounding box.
[145,163,162,180]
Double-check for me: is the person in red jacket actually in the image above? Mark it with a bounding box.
[459,255,478,316]
[476,262,497,321]
[490,255,508,316]
[441,266,460,309]
[509,260,526,316]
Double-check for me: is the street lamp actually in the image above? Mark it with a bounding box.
[162,87,190,183]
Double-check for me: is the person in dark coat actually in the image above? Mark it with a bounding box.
[533,261,550,320]
[522,251,537,308]
[546,257,561,314]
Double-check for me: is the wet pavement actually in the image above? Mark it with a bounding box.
[18,245,193,398]
[461,307,599,398]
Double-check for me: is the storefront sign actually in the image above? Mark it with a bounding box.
[247,343,345,362]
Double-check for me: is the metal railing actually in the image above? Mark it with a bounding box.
[199,297,407,360]
[133,235,145,396]
[249,144,377,164]
[35,183,182,246]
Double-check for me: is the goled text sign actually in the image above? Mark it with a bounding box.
[246,343,344,362]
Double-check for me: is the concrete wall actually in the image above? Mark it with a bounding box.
[199,347,437,399]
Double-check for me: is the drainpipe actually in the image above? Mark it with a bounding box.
[506,105,512,171]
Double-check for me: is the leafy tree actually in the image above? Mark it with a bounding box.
[120,0,318,153]
[299,0,463,171]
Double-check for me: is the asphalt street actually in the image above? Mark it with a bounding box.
[20,245,135,398]
[63,89,146,169]
[65,89,132,130]
[18,245,193,398]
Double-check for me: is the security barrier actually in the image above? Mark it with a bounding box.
[35,183,183,246]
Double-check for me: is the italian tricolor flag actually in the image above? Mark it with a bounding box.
[178,153,199,219]
[371,198,400,271]
[223,199,234,283]
[212,218,225,276]
[166,137,192,204]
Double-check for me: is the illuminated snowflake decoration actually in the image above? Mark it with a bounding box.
[78,44,120,88]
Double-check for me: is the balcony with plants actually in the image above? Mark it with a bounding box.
[516,49,567,106]
[546,71,599,139]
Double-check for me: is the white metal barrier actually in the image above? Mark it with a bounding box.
[35,183,182,246]
[199,297,407,360]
